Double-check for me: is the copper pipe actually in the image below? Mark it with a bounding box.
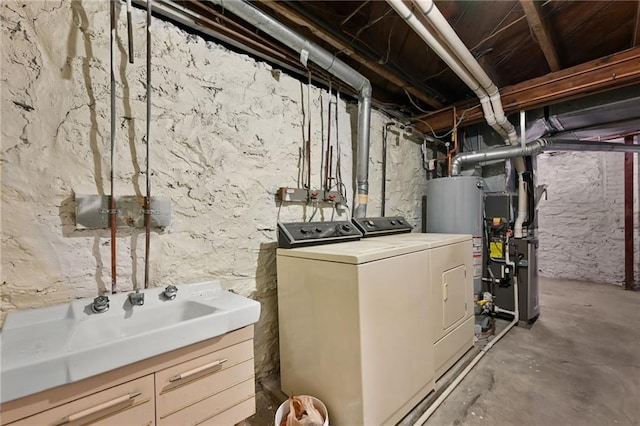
[306,71,312,188]
[110,0,118,294]
[144,0,152,289]
[126,0,134,63]
[624,135,635,290]
[325,83,332,191]
[447,107,458,176]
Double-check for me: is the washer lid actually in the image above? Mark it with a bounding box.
[376,232,471,248]
[276,238,428,264]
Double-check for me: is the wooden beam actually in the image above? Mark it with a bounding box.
[520,0,561,72]
[415,47,640,133]
[634,0,640,46]
[256,0,444,109]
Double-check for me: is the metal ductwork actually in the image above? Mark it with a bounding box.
[451,138,640,175]
[207,0,372,217]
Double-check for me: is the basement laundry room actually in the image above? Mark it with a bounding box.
[1,0,639,425]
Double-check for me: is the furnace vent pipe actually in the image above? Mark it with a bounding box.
[387,0,528,234]
[451,138,640,175]
[208,0,372,217]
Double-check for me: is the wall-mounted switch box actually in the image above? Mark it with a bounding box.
[309,190,322,200]
[278,187,309,202]
[323,191,343,204]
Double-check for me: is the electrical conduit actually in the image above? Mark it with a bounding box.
[109,0,118,294]
[207,0,372,217]
[143,0,152,289]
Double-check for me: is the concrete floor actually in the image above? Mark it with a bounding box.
[251,277,640,425]
[426,277,640,426]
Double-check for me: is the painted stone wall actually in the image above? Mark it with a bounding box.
[537,151,640,286]
[0,1,428,378]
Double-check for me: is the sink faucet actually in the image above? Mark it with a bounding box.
[92,295,110,313]
[129,290,145,306]
[163,285,178,300]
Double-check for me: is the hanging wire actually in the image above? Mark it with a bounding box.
[340,0,371,26]
[409,105,479,139]
[378,19,396,65]
[403,87,431,114]
[336,7,395,57]
[468,0,553,53]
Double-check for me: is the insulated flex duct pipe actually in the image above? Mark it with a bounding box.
[451,138,640,175]
[207,0,372,217]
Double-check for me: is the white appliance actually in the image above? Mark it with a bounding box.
[377,233,474,379]
[277,238,436,426]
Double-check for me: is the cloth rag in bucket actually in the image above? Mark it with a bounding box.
[281,396,325,426]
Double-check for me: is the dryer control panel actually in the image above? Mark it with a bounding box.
[278,221,363,248]
[351,216,412,237]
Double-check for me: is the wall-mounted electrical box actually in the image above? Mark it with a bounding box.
[278,187,309,203]
[277,187,344,205]
[75,195,171,230]
[323,190,343,204]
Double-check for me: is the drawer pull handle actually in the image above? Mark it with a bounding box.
[55,392,141,425]
[169,358,228,382]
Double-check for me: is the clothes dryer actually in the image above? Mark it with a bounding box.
[376,232,474,379]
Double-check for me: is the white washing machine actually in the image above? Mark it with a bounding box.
[276,237,436,426]
[376,232,474,379]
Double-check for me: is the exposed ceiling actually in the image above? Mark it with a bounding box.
[162,0,640,135]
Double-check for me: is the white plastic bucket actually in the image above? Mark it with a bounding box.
[274,395,329,426]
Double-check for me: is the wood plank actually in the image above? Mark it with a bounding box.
[415,47,640,133]
[520,0,561,72]
[256,0,444,108]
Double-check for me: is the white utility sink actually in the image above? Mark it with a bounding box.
[0,281,261,403]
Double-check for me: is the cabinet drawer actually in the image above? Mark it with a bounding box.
[157,378,254,426]
[156,339,253,414]
[199,396,255,426]
[9,375,154,426]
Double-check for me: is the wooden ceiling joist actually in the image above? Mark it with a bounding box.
[634,0,640,46]
[416,47,640,133]
[520,0,561,72]
[256,0,444,109]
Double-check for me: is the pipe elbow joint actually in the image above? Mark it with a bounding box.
[359,80,373,99]
[451,155,463,175]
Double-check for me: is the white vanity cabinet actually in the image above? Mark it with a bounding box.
[1,326,255,426]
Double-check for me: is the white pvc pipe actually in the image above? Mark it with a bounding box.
[412,0,521,151]
[414,0,495,93]
[494,306,516,316]
[414,0,530,227]
[387,0,484,96]
[514,173,528,238]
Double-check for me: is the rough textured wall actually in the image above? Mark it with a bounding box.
[0,1,427,378]
[537,151,640,286]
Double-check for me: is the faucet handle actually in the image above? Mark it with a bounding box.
[92,295,110,313]
[163,285,178,300]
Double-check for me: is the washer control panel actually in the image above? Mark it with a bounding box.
[278,221,363,248]
[351,216,412,237]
